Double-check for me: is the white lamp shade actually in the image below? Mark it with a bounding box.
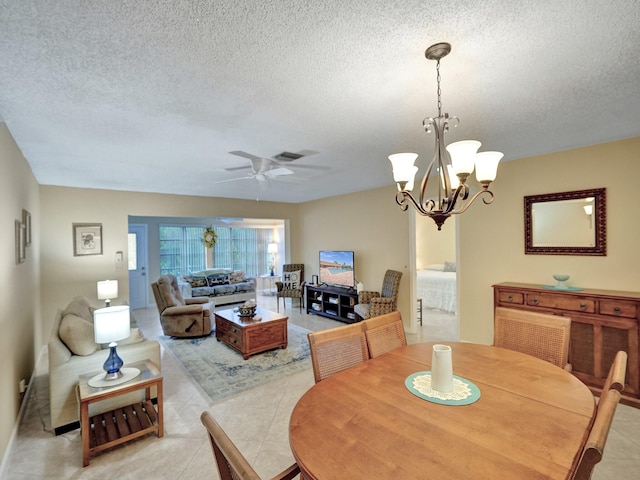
[389,153,419,186]
[97,280,118,300]
[267,243,278,254]
[584,205,593,215]
[446,140,481,175]
[94,305,131,344]
[475,151,503,183]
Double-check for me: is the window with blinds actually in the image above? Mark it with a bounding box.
[159,225,272,278]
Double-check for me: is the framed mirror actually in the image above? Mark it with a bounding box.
[524,188,606,256]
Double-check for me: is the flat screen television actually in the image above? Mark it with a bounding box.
[319,250,355,288]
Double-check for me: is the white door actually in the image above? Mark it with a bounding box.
[128,224,148,309]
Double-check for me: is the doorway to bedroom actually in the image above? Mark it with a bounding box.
[413,211,459,341]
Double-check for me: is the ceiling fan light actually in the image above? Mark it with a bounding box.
[446,140,481,175]
[475,151,503,183]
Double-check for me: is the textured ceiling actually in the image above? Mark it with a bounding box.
[1,1,639,203]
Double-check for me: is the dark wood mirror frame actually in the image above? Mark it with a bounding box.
[524,188,606,256]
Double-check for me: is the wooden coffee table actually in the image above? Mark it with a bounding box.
[215,307,288,359]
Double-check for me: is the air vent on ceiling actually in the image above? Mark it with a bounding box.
[274,151,304,162]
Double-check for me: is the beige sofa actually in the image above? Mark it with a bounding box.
[48,297,161,434]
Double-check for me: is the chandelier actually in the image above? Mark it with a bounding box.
[389,42,503,230]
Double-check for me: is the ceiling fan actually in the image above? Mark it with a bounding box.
[216,150,327,184]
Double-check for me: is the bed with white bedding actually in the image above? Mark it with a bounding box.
[416,265,457,313]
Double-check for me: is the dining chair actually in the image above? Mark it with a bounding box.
[307,322,369,383]
[601,350,627,396]
[363,311,407,358]
[494,307,571,370]
[571,389,622,480]
[200,411,301,480]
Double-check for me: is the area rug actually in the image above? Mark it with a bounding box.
[159,324,311,403]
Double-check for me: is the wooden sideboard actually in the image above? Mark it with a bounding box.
[493,282,640,407]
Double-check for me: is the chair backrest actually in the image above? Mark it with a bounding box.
[380,270,402,299]
[152,274,185,312]
[308,322,369,383]
[363,311,407,358]
[494,307,571,369]
[201,411,263,480]
[200,411,300,480]
[572,389,621,480]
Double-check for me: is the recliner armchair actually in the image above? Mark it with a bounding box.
[354,269,402,320]
[151,274,214,337]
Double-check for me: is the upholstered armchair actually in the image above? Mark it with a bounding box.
[275,263,305,312]
[354,269,402,320]
[151,274,214,337]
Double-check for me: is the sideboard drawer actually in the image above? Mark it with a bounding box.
[526,293,596,314]
[498,291,524,305]
[599,299,637,319]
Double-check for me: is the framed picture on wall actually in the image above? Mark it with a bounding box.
[15,219,25,264]
[22,209,31,246]
[73,223,103,256]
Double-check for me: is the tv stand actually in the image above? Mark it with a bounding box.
[306,284,360,323]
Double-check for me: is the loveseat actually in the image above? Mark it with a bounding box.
[182,269,256,305]
[48,297,161,434]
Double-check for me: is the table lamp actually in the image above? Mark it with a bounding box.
[93,305,131,380]
[97,279,118,307]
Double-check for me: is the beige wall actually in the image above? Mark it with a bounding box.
[0,124,40,463]
[458,137,640,343]
[415,211,456,269]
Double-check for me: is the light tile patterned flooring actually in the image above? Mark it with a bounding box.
[4,296,639,479]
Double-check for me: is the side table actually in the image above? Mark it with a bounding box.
[259,274,281,295]
[78,359,163,467]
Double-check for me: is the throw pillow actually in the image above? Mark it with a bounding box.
[229,270,247,284]
[444,261,457,272]
[282,270,301,290]
[58,313,99,356]
[207,273,230,286]
[425,264,445,271]
[63,296,95,322]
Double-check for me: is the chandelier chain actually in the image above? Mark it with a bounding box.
[436,59,442,117]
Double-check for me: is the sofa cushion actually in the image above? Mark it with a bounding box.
[58,313,99,356]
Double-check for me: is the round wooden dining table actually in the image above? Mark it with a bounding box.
[289,342,596,480]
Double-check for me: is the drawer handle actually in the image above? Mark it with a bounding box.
[507,295,513,301]
[580,303,587,310]
[614,306,621,313]
[531,297,539,305]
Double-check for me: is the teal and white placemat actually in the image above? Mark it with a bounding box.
[405,371,481,406]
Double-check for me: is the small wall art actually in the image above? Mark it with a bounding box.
[22,209,31,246]
[73,223,103,256]
[15,219,25,264]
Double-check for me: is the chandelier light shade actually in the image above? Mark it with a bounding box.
[389,42,503,230]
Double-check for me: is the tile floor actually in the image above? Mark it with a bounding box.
[3,295,638,479]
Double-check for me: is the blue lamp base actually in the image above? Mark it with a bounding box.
[103,342,124,380]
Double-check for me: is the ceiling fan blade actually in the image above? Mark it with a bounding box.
[214,175,252,184]
[268,167,294,176]
[224,165,252,172]
[285,164,330,171]
[229,150,263,162]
